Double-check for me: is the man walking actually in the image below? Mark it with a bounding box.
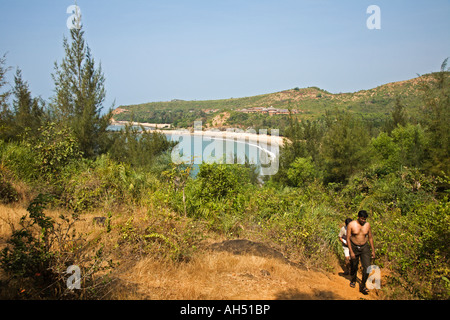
[346,210,375,295]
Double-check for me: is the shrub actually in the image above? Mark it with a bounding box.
[195,163,249,200]
[287,157,317,187]
[0,179,18,204]
[59,154,159,212]
[180,163,254,233]
[371,124,427,173]
[0,140,38,182]
[25,123,82,179]
[0,194,114,299]
[372,198,450,299]
[261,202,342,271]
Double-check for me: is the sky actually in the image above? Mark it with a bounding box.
[1,0,449,112]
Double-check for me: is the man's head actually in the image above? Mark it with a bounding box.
[357,210,369,225]
[345,218,352,226]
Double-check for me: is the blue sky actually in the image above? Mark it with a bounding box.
[0,0,449,111]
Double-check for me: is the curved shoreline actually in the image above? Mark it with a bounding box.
[110,121,286,147]
[162,129,285,148]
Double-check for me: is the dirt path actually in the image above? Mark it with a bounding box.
[207,239,379,300]
[119,239,380,300]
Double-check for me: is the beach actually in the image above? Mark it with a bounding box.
[111,120,286,147]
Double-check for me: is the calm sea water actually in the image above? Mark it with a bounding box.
[108,125,279,177]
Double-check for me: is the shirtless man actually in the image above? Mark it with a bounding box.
[346,210,375,295]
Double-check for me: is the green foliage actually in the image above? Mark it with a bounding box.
[107,123,176,170]
[226,111,291,134]
[195,163,250,200]
[117,212,204,262]
[0,140,39,182]
[181,163,254,234]
[236,183,345,270]
[263,204,341,271]
[0,58,46,142]
[25,122,82,179]
[60,154,157,212]
[390,97,408,129]
[287,157,318,187]
[0,68,45,142]
[371,124,427,173]
[273,116,326,186]
[11,69,45,137]
[418,67,450,177]
[0,54,12,138]
[372,198,449,299]
[321,111,372,183]
[1,194,55,279]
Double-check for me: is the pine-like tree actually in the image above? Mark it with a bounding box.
[321,111,371,184]
[51,24,112,158]
[0,54,13,140]
[391,97,407,128]
[12,68,44,137]
[419,59,450,177]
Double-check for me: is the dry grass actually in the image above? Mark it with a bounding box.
[0,204,27,246]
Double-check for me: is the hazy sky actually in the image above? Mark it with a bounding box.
[1,0,449,111]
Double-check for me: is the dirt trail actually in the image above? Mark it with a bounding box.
[120,239,380,300]
[207,239,379,300]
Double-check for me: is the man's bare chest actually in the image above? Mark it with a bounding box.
[352,224,369,236]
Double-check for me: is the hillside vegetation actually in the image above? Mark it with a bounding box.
[113,74,433,133]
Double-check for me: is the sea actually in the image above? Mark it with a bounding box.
[107,124,280,177]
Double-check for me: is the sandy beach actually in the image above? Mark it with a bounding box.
[111,120,286,147]
[162,129,285,147]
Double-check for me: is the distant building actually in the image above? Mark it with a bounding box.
[238,106,300,115]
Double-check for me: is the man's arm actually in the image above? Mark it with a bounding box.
[368,224,375,259]
[338,228,346,245]
[347,223,355,259]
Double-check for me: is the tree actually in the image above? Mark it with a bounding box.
[274,109,307,185]
[108,124,176,169]
[0,54,12,140]
[372,124,427,173]
[196,163,250,200]
[11,68,44,137]
[321,111,371,184]
[51,24,112,158]
[287,157,317,187]
[391,97,408,129]
[418,59,450,177]
[27,122,82,178]
[0,59,45,141]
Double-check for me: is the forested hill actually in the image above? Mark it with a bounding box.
[113,73,442,128]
